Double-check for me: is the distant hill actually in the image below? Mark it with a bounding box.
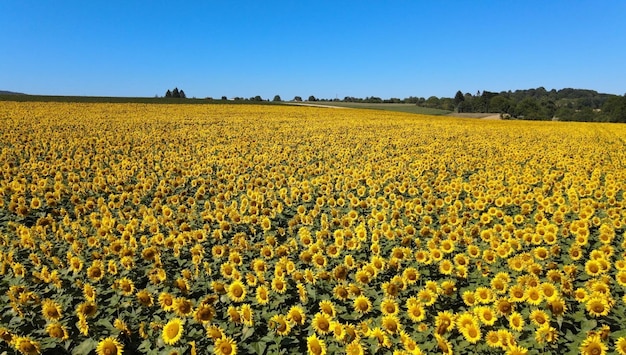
[0,90,26,95]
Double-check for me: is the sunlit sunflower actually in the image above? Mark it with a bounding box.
[269,314,291,336]
[271,276,288,294]
[158,292,175,312]
[12,336,41,355]
[580,334,607,355]
[96,337,123,355]
[353,295,371,314]
[46,322,69,340]
[307,334,326,355]
[194,303,215,324]
[345,340,364,355]
[435,311,455,335]
[41,299,63,321]
[214,335,237,355]
[287,305,306,326]
[586,296,610,317]
[76,301,98,319]
[529,309,549,327]
[227,280,247,302]
[136,289,153,307]
[312,312,332,335]
[615,337,626,355]
[239,304,253,327]
[206,325,224,340]
[461,323,481,344]
[381,314,401,334]
[162,317,184,345]
[406,302,425,322]
[508,311,525,331]
[255,285,269,305]
[319,300,336,317]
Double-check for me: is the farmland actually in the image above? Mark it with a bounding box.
[1,101,626,355]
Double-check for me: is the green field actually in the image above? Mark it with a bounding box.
[293,102,453,115]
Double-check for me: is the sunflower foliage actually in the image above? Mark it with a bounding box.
[0,101,626,355]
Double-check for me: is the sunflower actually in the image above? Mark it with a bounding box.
[86,261,104,282]
[381,314,401,334]
[508,312,525,331]
[485,330,501,348]
[435,311,455,335]
[456,312,479,330]
[580,334,607,355]
[76,301,98,319]
[158,292,175,312]
[524,286,543,306]
[255,285,269,305]
[287,305,306,326]
[41,299,63,321]
[505,345,529,355]
[162,318,184,345]
[206,325,224,340]
[402,267,420,285]
[227,280,247,302]
[271,276,288,294]
[380,298,399,315]
[173,297,193,317]
[116,277,135,296]
[240,304,253,327]
[307,334,326,355]
[228,306,241,323]
[136,289,153,307]
[434,333,453,354]
[83,283,97,302]
[529,309,550,327]
[333,284,349,301]
[353,295,371,314]
[461,323,481,344]
[312,312,332,335]
[96,337,123,355]
[406,302,425,323]
[547,297,567,317]
[345,341,364,355]
[475,306,497,326]
[616,337,626,355]
[12,336,41,355]
[46,322,69,340]
[319,300,336,318]
[535,324,558,344]
[214,335,237,355]
[586,296,610,317]
[194,303,215,324]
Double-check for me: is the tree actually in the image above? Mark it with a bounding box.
[172,88,180,98]
[308,95,317,102]
[165,90,172,98]
[179,90,186,99]
[294,96,302,102]
[453,90,465,112]
[273,95,282,102]
[221,96,228,100]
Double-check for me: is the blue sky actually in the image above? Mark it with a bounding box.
[1,1,625,99]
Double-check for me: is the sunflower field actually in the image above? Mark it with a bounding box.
[1,101,626,355]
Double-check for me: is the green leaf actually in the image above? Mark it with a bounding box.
[252,340,267,355]
[72,338,97,355]
[242,326,255,341]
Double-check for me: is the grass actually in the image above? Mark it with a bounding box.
[291,101,452,115]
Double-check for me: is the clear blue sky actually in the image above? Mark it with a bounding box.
[1,1,625,99]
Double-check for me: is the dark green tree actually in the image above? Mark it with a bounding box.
[172,88,180,98]
[273,95,282,102]
[165,89,172,98]
[454,90,465,112]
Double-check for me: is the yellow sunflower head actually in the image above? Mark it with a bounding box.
[96,336,123,355]
[162,317,184,345]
